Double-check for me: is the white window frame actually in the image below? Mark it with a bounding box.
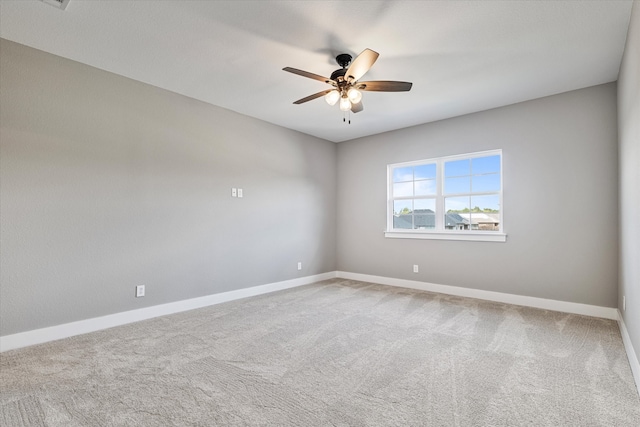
[385,149,506,242]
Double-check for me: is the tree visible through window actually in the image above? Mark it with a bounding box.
[387,150,503,238]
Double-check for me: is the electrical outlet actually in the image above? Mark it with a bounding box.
[136,285,145,298]
[623,296,626,311]
[297,262,302,271]
[413,265,419,273]
[237,188,243,198]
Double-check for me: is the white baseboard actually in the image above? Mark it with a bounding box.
[0,272,337,353]
[618,310,640,397]
[0,271,622,353]
[336,271,619,320]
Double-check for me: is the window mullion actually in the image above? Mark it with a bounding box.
[435,159,444,231]
[388,166,394,230]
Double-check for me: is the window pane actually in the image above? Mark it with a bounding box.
[472,155,500,174]
[445,159,470,177]
[414,163,436,180]
[472,173,500,192]
[444,212,470,230]
[414,198,435,212]
[393,167,413,183]
[468,214,499,230]
[393,200,412,215]
[393,195,412,229]
[414,214,435,229]
[415,179,436,196]
[393,182,413,197]
[445,196,469,213]
[470,195,500,212]
[393,215,413,229]
[444,176,470,194]
[469,195,500,231]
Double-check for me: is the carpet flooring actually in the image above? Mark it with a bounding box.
[1,278,639,426]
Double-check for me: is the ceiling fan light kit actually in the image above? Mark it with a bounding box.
[347,87,362,104]
[325,90,340,106]
[283,48,413,121]
[339,95,352,112]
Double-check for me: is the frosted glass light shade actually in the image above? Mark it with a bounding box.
[339,96,351,111]
[347,87,362,104]
[325,90,340,106]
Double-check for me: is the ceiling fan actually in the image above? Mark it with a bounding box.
[283,48,412,115]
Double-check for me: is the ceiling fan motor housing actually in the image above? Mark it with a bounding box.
[335,53,352,68]
[331,54,353,82]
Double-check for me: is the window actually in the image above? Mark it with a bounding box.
[386,150,505,242]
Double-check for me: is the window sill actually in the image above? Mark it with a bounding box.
[384,230,507,242]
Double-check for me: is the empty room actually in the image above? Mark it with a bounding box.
[1,1,639,425]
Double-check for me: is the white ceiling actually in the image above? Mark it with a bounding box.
[0,0,633,142]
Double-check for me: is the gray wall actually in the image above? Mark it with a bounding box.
[337,83,619,308]
[618,1,640,364]
[0,39,337,336]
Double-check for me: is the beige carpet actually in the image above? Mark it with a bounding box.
[1,278,639,426]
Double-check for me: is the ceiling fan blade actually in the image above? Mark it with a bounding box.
[293,89,334,104]
[357,81,413,92]
[283,67,335,85]
[351,101,363,113]
[345,48,379,82]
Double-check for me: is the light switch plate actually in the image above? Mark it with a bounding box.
[136,285,145,298]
